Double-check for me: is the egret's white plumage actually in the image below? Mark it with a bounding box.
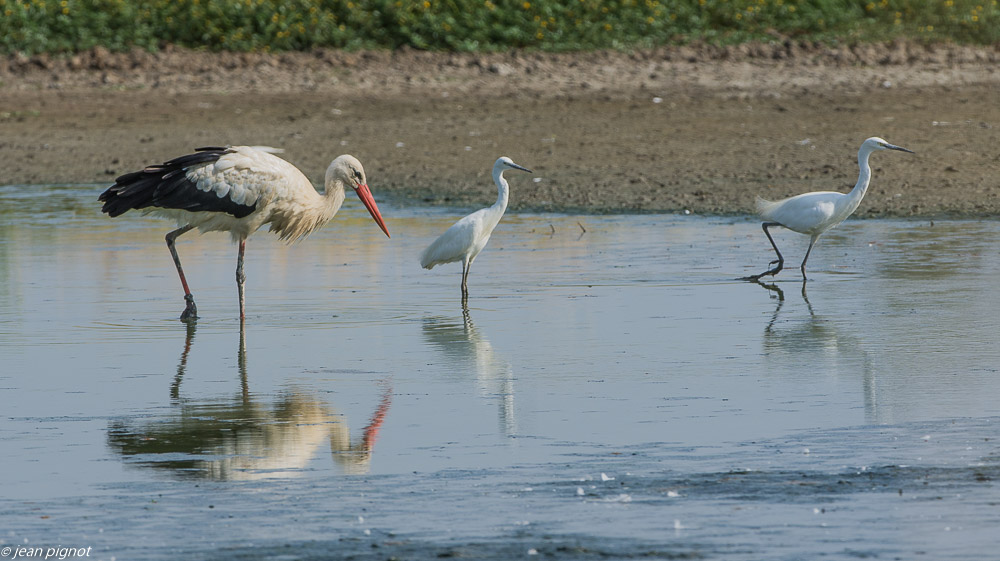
[421,157,532,299]
[100,146,390,321]
[742,137,913,281]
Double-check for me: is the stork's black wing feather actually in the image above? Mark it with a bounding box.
[99,147,257,219]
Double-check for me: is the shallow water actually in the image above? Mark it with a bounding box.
[2,184,999,560]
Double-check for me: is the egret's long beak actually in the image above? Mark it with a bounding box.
[355,184,390,238]
[511,163,533,173]
[887,143,915,154]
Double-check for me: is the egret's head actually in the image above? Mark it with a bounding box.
[327,154,389,238]
[494,156,533,174]
[863,137,914,154]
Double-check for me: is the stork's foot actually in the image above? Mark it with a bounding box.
[180,294,198,321]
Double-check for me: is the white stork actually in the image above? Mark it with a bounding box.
[100,146,390,321]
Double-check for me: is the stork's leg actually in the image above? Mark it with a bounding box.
[236,239,247,322]
[740,222,785,281]
[800,235,819,281]
[166,225,198,321]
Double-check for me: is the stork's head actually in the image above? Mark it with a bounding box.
[327,155,390,238]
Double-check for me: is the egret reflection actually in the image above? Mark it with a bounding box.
[753,280,883,423]
[108,325,392,479]
[422,304,516,437]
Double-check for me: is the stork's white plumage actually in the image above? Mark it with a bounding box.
[100,146,390,321]
[742,137,913,281]
[420,157,532,300]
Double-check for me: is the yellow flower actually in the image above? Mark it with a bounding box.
[603,22,612,30]
[522,1,530,8]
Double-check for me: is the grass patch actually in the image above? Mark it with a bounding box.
[1,0,999,55]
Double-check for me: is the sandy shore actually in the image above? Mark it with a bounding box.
[2,43,999,216]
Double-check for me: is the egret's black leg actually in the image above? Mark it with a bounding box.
[800,235,819,281]
[166,225,198,321]
[740,222,785,281]
[460,260,470,302]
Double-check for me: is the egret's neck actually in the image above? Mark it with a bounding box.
[845,147,875,211]
[491,168,510,213]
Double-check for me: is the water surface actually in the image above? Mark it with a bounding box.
[2,184,999,560]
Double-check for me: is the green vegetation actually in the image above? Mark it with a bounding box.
[2,0,998,55]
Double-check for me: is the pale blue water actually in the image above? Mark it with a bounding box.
[1,184,999,560]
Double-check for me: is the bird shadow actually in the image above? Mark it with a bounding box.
[109,323,392,479]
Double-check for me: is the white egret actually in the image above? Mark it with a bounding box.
[741,137,913,281]
[420,156,532,299]
[100,146,390,321]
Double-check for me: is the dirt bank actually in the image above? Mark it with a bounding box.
[2,43,999,216]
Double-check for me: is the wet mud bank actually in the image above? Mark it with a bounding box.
[2,43,999,216]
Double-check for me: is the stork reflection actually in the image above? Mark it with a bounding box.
[109,325,392,479]
[752,280,881,423]
[422,303,516,437]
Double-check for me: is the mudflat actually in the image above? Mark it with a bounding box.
[2,43,998,216]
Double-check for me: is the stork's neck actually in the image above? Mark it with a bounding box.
[268,173,346,243]
[324,179,347,214]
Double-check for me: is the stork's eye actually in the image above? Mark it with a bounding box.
[353,170,363,182]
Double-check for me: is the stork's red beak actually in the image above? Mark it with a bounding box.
[355,184,390,238]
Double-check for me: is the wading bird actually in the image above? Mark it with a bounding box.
[99,146,390,321]
[420,157,532,300]
[741,137,913,281]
